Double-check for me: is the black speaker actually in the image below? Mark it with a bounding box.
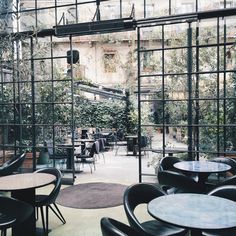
[67,50,79,64]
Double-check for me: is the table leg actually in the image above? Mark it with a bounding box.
[11,188,35,236]
[133,138,138,156]
[191,229,203,236]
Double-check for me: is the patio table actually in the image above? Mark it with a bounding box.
[174,161,231,184]
[0,173,55,236]
[148,193,236,236]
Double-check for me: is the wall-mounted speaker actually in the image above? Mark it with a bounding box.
[67,50,80,64]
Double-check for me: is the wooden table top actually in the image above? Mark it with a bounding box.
[0,173,56,191]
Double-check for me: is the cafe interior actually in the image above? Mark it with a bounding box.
[1,0,236,235]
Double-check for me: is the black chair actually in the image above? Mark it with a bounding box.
[0,196,33,236]
[157,170,205,194]
[206,174,236,192]
[100,217,144,236]
[0,152,26,176]
[34,167,66,236]
[158,156,181,172]
[75,141,98,173]
[123,183,188,236]
[208,157,236,183]
[202,185,236,236]
[98,138,106,162]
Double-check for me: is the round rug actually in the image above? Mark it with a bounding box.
[56,182,128,209]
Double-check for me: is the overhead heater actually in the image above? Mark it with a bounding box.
[54,17,137,37]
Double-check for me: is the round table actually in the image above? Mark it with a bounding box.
[148,193,236,236]
[0,173,56,236]
[174,161,231,183]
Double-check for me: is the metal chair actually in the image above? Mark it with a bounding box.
[123,183,188,236]
[34,167,66,236]
[100,217,144,236]
[45,140,68,168]
[0,152,26,176]
[75,141,98,173]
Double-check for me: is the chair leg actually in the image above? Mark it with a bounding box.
[40,206,46,236]
[46,206,49,236]
[35,206,38,220]
[49,203,66,224]
[1,229,6,236]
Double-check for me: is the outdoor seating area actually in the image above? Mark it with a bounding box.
[1,0,236,235]
[1,134,236,235]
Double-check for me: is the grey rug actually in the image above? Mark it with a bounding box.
[56,182,127,209]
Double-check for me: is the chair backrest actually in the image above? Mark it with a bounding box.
[208,185,236,202]
[100,217,143,236]
[158,170,205,193]
[140,136,148,148]
[45,140,54,156]
[89,141,99,157]
[98,138,105,152]
[158,156,180,172]
[116,129,124,141]
[123,183,165,234]
[34,167,62,205]
[211,157,236,175]
[0,152,26,176]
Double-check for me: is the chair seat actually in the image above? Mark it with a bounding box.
[141,220,188,236]
[35,195,47,206]
[75,157,94,163]
[0,213,16,229]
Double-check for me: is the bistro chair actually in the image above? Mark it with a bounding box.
[123,183,188,236]
[0,152,26,176]
[75,141,98,173]
[202,185,236,236]
[100,217,144,236]
[34,167,66,236]
[207,157,236,184]
[45,140,68,168]
[98,138,106,163]
[157,170,206,194]
[205,175,236,193]
[0,196,33,236]
[158,156,181,172]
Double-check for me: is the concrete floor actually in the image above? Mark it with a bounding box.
[37,133,187,236]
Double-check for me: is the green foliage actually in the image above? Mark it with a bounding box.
[75,99,131,131]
